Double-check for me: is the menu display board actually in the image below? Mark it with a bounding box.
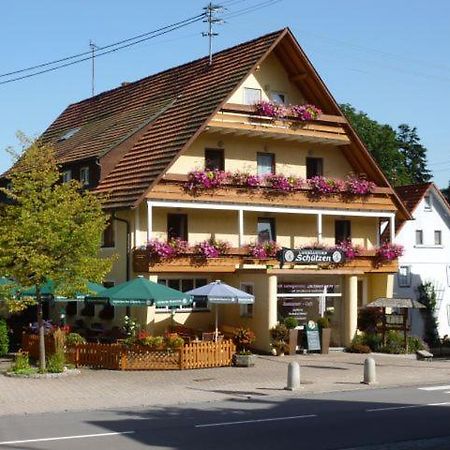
[277,297,320,326]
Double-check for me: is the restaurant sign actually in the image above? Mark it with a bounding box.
[278,248,345,267]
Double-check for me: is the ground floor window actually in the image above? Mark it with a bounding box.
[157,278,208,311]
[240,283,254,318]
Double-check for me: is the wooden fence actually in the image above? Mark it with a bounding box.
[21,334,236,370]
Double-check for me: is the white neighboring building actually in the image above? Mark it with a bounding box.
[394,183,450,338]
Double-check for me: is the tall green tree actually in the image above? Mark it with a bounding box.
[0,136,112,370]
[340,104,432,187]
[396,124,431,184]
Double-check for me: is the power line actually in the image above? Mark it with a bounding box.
[0,13,204,80]
[0,16,203,86]
[223,0,282,20]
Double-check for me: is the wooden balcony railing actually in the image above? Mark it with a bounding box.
[206,103,351,146]
[133,248,398,274]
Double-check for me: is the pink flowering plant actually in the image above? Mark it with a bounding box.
[146,238,189,262]
[264,174,303,193]
[334,240,362,261]
[307,176,344,195]
[254,100,288,119]
[247,240,280,259]
[345,176,376,196]
[230,172,262,188]
[290,104,322,121]
[184,169,228,193]
[194,237,231,259]
[375,242,404,263]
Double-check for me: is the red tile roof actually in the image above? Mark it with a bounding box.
[395,183,433,213]
[42,29,286,208]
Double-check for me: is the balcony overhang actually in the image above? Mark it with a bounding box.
[205,103,351,146]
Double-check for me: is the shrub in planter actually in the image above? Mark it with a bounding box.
[0,319,9,356]
[284,317,298,330]
[270,323,289,355]
[317,317,330,330]
[381,330,405,354]
[233,328,256,354]
[407,336,427,353]
[362,333,382,352]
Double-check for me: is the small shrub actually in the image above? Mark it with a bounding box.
[317,317,330,329]
[65,333,86,346]
[270,323,289,355]
[284,317,298,330]
[407,336,427,353]
[165,335,185,350]
[0,319,9,356]
[346,335,371,353]
[47,351,65,373]
[358,308,383,333]
[362,333,382,352]
[381,330,405,354]
[10,351,31,373]
[53,328,66,354]
[233,328,256,353]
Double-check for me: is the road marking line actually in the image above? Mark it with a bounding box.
[195,414,317,428]
[366,405,422,412]
[418,385,450,391]
[0,431,135,446]
[366,402,450,413]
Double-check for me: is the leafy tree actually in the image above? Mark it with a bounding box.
[0,135,112,370]
[340,104,432,186]
[396,124,431,184]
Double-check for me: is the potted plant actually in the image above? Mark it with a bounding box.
[317,316,331,354]
[233,328,256,367]
[284,317,299,355]
[270,323,289,356]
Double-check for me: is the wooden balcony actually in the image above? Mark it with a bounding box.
[133,248,398,275]
[205,103,351,146]
[151,175,396,213]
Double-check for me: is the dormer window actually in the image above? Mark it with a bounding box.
[62,170,72,183]
[424,195,432,211]
[243,87,262,105]
[80,166,90,186]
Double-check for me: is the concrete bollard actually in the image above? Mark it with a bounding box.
[362,357,377,385]
[285,361,301,390]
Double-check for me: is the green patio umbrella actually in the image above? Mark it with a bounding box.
[90,276,192,307]
[20,280,106,301]
[54,282,106,302]
[19,280,55,298]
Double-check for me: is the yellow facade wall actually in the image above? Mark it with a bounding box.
[227,53,305,106]
[167,133,353,179]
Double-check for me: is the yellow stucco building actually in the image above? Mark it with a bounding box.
[41,28,409,351]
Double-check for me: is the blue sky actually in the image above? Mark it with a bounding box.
[1,0,449,187]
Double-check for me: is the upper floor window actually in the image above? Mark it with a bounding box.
[80,166,90,186]
[243,87,262,105]
[435,230,442,246]
[398,266,411,287]
[424,195,432,211]
[257,152,275,176]
[62,170,72,183]
[102,217,115,248]
[157,278,208,310]
[415,229,423,245]
[335,220,351,244]
[257,217,276,243]
[204,148,224,171]
[167,213,188,241]
[306,157,323,179]
[271,91,287,105]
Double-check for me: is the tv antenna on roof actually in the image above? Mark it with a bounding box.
[202,3,224,65]
[89,40,99,97]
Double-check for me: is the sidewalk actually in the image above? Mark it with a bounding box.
[1,352,449,416]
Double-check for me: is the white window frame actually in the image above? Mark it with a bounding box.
[424,195,432,211]
[62,169,72,183]
[80,166,90,186]
[240,282,254,318]
[271,91,287,105]
[398,266,411,288]
[243,87,262,105]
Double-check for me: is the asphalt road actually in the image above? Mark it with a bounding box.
[1,384,450,450]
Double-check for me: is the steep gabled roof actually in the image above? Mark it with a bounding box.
[396,182,450,215]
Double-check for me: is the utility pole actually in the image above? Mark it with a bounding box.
[89,40,98,97]
[202,3,223,65]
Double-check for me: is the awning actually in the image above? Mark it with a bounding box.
[366,297,425,309]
